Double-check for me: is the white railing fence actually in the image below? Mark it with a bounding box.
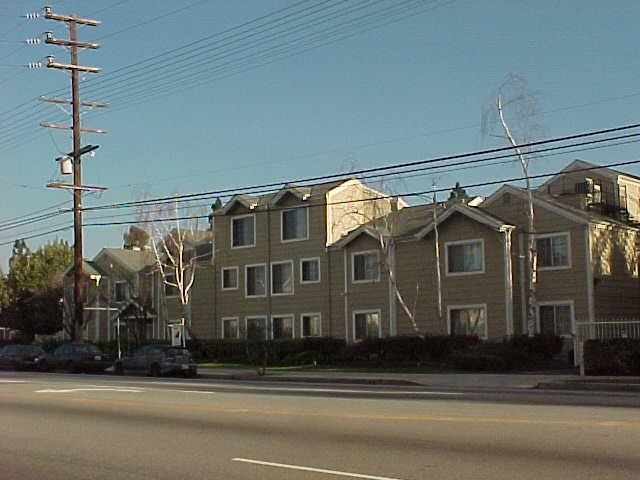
[574,319,640,375]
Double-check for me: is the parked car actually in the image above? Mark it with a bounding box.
[114,344,197,377]
[46,343,113,373]
[0,344,47,371]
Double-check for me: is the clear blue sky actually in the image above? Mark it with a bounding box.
[1,0,639,269]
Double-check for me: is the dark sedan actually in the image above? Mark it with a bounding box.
[114,344,197,377]
[0,344,47,371]
[46,343,113,373]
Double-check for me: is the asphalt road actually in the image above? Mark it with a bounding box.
[1,371,639,480]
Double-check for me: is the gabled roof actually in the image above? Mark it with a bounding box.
[219,179,352,215]
[64,259,108,277]
[110,297,156,321]
[537,159,640,191]
[414,202,514,239]
[484,184,639,229]
[270,185,312,205]
[220,194,259,214]
[332,225,380,249]
[96,248,156,273]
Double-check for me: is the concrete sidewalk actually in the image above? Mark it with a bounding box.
[196,367,640,392]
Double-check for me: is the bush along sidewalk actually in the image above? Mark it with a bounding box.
[584,338,640,376]
[184,334,566,372]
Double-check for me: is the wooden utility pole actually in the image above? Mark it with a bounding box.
[41,6,106,342]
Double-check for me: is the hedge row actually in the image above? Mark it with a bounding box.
[16,333,566,372]
[584,339,640,376]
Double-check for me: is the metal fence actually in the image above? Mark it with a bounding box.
[574,319,640,375]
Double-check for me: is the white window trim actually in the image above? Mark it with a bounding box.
[245,263,267,298]
[271,314,295,339]
[245,315,268,341]
[301,312,322,337]
[351,250,380,284]
[270,260,294,296]
[445,238,485,277]
[447,303,488,340]
[221,317,240,339]
[536,232,572,271]
[280,206,310,243]
[230,213,256,249]
[221,266,239,291]
[300,257,321,284]
[352,309,382,341]
[536,300,575,337]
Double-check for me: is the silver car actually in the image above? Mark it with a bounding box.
[114,344,197,377]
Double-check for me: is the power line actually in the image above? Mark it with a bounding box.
[80,159,640,229]
[80,122,640,212]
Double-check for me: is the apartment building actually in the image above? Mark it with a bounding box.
[209,179,397,341]
[66,160,640,344]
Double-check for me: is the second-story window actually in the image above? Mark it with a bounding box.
[300,258,320,283]
[352,251,379,283]
[447,239,484,275]
[537,233,570,269]
[221,266,239,290]
[281,207,308,242]
[271,261,294,295]
[245,264,266,297]
[232,214,255,248]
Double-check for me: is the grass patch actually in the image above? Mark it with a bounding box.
[197,362,455,374]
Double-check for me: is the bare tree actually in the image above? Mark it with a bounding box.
[482,73,543,336]
[335,179,421,334]
[148,201,211,342]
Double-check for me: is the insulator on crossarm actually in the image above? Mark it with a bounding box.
[26,62,43,68]
[25,38,41,45]
[24,12,40,19]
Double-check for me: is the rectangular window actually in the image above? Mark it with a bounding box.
[447,240,484,275]
[164,274,179,297]
[246,316,267,341]
[301,313,321,337]
[272,315,294,339]
[271,261,294,295]
[449,306,487,339]
[352,251,379,282]
[300,258,320,283]
[354,310,380,340]
[281,207,308,241]
[539,304,572,336]
[221,267,239,290]
[231,215,255,248]
[114,281,129,302]
[222,318,239,339]
[537,233,570,269]
[245,264,266,297]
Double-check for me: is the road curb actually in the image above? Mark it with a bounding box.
[536,382,640,393]
[197,373,420,386]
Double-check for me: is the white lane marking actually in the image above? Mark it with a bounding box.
[0,380,29,383]
[147,381,462,396]
[232,458,405,480]
[36,388,142,393]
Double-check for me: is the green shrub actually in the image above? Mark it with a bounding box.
[449,352,507,372]
[506,334,564,359]
[423,335,479,360]
[584,338,640,376]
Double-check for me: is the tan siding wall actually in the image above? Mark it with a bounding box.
[340,234,390,340]
[213,194,333,339]
[485,193,590,328]
[592,224,640,317]
[395,213,511,340]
